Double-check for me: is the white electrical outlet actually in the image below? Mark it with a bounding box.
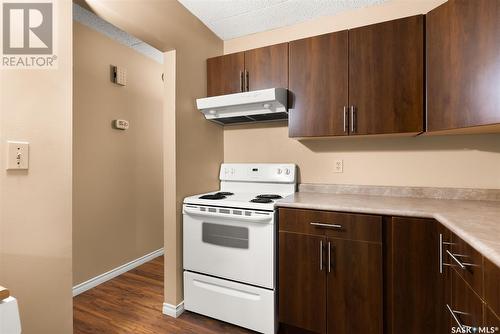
[334,159,343,173]
[113,119,129,130]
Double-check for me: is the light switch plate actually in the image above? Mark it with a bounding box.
[6,141,29,170]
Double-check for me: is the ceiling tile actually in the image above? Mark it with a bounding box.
[178,0,387,40]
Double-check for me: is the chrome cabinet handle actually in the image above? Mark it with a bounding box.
[327,242,331,273]
[245,70,249,91]
[446,250,466,270]
[239,71,244,92]
[319,240,324,271]
[446,304,467,331]
[445,250,477,270]
[343,106,348,133]
[350,105,356,133]
[310,222,343,229]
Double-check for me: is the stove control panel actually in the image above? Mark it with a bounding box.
[220,163,296,183]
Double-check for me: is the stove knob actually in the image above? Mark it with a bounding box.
[277,168,282,175]
[285,168,290,175]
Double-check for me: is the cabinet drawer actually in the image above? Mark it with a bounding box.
[448,234,483,297]
[484,258,500,317]
[278,208,381,243]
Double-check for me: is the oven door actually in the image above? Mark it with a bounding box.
[183,204,275,289]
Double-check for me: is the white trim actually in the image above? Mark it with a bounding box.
[73,248,164,297]
[162,301,185,318]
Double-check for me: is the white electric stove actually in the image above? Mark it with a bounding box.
[183,163,296,334]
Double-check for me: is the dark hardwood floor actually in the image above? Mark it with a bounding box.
[73,256,254,334]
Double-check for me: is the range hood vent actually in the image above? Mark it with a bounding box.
[196,88,288,125]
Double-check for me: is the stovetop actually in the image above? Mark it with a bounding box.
[184,163,296,211]
[184,191,289,211]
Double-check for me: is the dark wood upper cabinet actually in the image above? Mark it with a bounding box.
[348,15,424,135]
[207,52,244,97]
[427,0,500,132]
[327,238,382,334]
[206,44,288,97]
[244,43,288,91]
[288,31,349,137]
[278,232,327,333]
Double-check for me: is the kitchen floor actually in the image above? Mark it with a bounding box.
[73,256,254,334]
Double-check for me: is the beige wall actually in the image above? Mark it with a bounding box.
[224,0,500,189]
[72,22,164,285]
[78,0,224,305]
[0,1,73,333]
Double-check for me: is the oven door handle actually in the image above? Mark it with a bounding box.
[183,207,273,223]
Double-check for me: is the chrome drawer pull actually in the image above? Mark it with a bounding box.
[310,222,343,229]
[446,304,467,331]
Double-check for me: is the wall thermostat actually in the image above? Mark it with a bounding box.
[113,119,129,130]
[112,65,127,86]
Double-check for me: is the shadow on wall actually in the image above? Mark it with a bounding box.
[224,122,500,154]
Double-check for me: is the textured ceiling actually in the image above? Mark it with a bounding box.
[177,0,387,40]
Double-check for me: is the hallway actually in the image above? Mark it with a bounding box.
[73,256,253,334]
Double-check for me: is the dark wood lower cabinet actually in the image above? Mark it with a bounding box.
[385,217,443,334]
[279,232,326,333]
[484,258,500,317]
[485,306,500,329]
[278,208,382,334]
[278,209,499,334]
[449,268,484,330]
[327,238,382,334]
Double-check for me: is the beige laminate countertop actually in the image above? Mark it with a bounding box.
[276,192,500,268]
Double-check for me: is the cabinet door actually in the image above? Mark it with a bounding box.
[279,232,327,333]
[244,43,288,91]
[448,269,484,330]
[484,258,500,317]
[439,224,453,334]
[427,0,500,132]
[288,31,349,137]
[327,238,382,334]
[207,52,244,96]
[484,306,500,330]
[385,217,443,334]
[348,15,424,135]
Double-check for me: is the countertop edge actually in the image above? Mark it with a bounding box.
[276,201,500,268]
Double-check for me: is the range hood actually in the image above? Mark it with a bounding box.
[196,88,288,125]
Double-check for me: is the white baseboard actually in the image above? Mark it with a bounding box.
[163,301,185,318]
[73,248,164,297]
